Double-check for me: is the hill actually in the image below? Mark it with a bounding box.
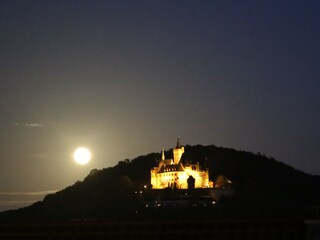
[1,144,319,221]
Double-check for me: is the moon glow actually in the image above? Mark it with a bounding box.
[73,147,91,165]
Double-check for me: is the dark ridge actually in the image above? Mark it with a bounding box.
[0,144,319,222]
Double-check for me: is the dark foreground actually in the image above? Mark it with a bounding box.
[1,219,318,240]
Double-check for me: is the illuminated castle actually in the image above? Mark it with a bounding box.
[151,138,212,189]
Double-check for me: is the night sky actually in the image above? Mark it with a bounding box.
[1,0,320,211]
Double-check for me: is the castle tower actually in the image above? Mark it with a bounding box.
[173,137,184,164]
[161,148,165,161]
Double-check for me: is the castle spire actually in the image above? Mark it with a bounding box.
[161,148,165,161]
[176,137,181,148]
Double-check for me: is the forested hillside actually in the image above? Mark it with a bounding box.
[1,145,319,221]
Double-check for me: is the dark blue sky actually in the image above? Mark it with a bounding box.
[0,0,319,211]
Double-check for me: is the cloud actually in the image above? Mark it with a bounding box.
[0,200,36,206]
[0,200,40,212]
[13,122,54,128]
[0,190,57,196]
[0,190,57,212]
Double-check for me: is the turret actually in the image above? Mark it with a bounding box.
[173,137,184,164]
[161,148,165,161]
[176,137,182,148]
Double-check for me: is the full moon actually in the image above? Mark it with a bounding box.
[73,147,91,165]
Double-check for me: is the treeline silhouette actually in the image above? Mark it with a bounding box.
[1,145,319,222]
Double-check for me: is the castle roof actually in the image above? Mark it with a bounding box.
[158,163,184,173]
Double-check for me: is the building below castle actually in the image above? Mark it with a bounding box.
[151,138,213,189]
